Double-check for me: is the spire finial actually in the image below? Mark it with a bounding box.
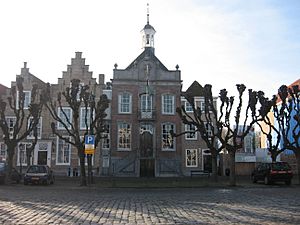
[147,3,149,24]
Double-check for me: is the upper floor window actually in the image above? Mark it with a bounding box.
[118,93,132,114]
[16,91,31,109]
[57,107,72,130]
[184,101,193,112]
[118,122,131,150]
[56,136,71,165]
[140,94,152,112]
[27,117,42,139]
[80,107,92,130]
[162,94,175,115]
[185,124,197,140]
[204,122,213,138]
[162,123,175,150]
[5,117,16,138]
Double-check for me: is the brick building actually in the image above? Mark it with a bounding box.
[0,10,216,177]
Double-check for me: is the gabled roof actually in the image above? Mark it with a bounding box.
[184,81,205,97]
[126,47,168,71]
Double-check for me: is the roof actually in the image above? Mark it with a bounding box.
[184,81,205,97]
[143,23,156,31]
[126,47,168,71]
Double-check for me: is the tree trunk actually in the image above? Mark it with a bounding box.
[211,153,218,182]
[79,155,87,186]
[5,151,14,184]
[229,150,236,186]
[271,152,277,162]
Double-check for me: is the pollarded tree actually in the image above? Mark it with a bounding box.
[0,77,43,183]
[176,84,223,182]
[275,84,300,183]
[256,92,284,162]
[43,79,109,186]
[217,84,262,186]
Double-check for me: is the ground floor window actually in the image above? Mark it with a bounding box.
[17,143,32,166]
[186,149,198,167]
[56,137,71,165]
[0,143,7,161]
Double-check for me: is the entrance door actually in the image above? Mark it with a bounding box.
[37,151,47,165]
[140,130,155,177]
[203,154,212,173]
[140,159,155,177]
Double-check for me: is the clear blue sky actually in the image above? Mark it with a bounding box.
[0,0,299,97]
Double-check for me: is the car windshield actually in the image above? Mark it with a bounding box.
[272,163,290,170]
[27,166,47,173]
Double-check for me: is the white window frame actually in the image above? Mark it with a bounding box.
[56,136,71,165]
[162,123,175,151]
[80,107,92,130]
[16,91,31,109]
[0,143,7,161]
[17,142,32,166]
[69,82,84,101]
[118,92,132,114]
[101,123,110,149]
[185,124,197,140]
[186,149,198,167]
[162,94,175,115]
[117,122,131,150]
[140,94,152,112]
[184,101,193,112]
[5,116,16,138]
[57,107,72,130]
[204,122,213,138]
[27,117,42,139]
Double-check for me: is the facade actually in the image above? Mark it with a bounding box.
[0,11,215,177]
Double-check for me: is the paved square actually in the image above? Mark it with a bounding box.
[0,184,299,224]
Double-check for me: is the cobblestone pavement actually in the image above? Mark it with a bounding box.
[0,183,300,224]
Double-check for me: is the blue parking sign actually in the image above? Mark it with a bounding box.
[85,135,95,145]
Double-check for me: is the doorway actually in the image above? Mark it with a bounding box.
[202,149,212,173]
[37,151,47,165]
[139,128,155,177]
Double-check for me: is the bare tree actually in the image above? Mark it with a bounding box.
[275,84,300,183]
[256,92,283,162]
[176,84,222,182]
[0,77,42,183]
[43,79,109,186]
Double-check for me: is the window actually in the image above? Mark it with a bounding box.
[0,143,7,161]
[57,107,72,129]
[204,122,213,138]
[140,123,153,134]
[56,137,71,165]
[16,91,31,109]
[141,94,152,112]
[17,143,32,166]
[69,82,84,100]
[184,101,193,112]
[102,123,110,149]
[185,124,197,140]
[27,117,42,139]
[80,107,91,129]
[5,117,16,138]
[186,149,198,167]
[162,123,175,150]
[162,94,175,114]
[118,93,132,113]
[118,123,131,150]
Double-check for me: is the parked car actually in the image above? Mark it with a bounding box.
[24,165,54,185]
[251,162,293,185]
[0,162,22,184]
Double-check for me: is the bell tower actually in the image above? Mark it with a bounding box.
[141,4,156,50]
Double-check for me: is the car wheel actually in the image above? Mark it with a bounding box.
[264,176,270,185]
[285,180,291,185]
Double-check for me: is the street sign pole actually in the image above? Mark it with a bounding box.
[85,135,95,185]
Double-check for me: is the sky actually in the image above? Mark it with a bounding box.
[0,0,299,98]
